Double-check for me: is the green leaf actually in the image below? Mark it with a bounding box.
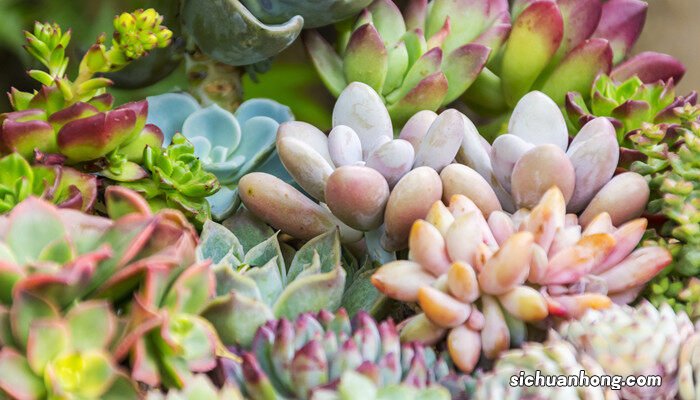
[0,349,46,400]
[343,24,388,94]
[305,31,347,98]
[197,220,245,265]
[222,208,274,254]
[66,302,114,351]
[27,69,54,86]
[273,266,346,320]
[202,292,273,347]
[288,229,341,281]
[245,258,285,307]
[244,234,286,286]
[27,320,69,374]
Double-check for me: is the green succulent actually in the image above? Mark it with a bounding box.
[0,294,138,399]
[121,133,221,228]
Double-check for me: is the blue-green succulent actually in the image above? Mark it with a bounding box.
[146,92,294,219]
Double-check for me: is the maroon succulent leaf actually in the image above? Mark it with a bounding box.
[115,100,149,141]
[610,51,686,84]
[88,93,115,112]
[592,0,647,64]
[47,102,100,132]
[0,109,56,158]
[56,108,138,162]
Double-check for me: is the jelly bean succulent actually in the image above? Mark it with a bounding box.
[197,208,377,348]
[0,152,96,213]
[225,309,468,399]
[458,90,650,219]
[146,92,294,220]
[0,295,138,399]
[305,0,509,124]
[558,302,694,400]
[371,187,671,372]
[462,0,685,120]
[239,82,469,252]
[566,74,698,144]
[182,0,373,67]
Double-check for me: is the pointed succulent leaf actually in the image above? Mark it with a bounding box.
[288,229,341,281]
[198,220,245,264]
[592,0,647,64]
[245,258,285,307]
[0,109,56,158]
[501,1,564,106]
[273,266,346,320]
[10,291,59,350]
[441,44,491,104]
[119,124,165,163]
[0,349,46,399]
[387,72,449,126]
[244,234,285,283]
[508,91,569,150]
[304,31,347,98]
[344,24,389,94]
[57,108,137,162]
[6,197,66,264]
[610,51,686,84]
[553,0,602,61]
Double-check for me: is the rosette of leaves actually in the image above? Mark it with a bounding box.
[120,133,220,228]
[114,261,221,389]
[146,375,244,400]
[196,212,349,347]
[0,294,138,399]
[305,0,509,124]
[146,92,294,220]
[566,74,698,143]
[181,0,373,67]
[226,309,468,399]
[0,152,96,214]
[0,186,198,308]
[461,0,685,123]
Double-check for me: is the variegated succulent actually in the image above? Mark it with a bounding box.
[146,92,294,220]
[558,302,694,400]
[372,187,671,372]
[458,90,650,220]
[462,0,684,120]
[473,337,618,399]
[306,0,509,124]
[196,211,350,348]
[224,309,469,399]
[239,82,472,252]
[0,295,138,399]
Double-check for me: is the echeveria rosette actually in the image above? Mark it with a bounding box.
[239,82,470,253]
[146,92,294,220]
[114,261,221,389]
[566,74,698,144]
[225,309,467,399]
[197,212,350,348]
[558,302,694,400]
[371,187,671,372]
[0,186,198,309]
[121,134,220,228]
[0,294,138,399]
[458,90,650,220]
[182,0,372,67]
[462,0,685,123]
[146,374,245,400]
[306,0,509,125]
[0,153,97,214]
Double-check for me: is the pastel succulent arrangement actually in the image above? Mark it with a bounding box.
[2,2,700,399]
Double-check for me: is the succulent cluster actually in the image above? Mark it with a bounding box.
[372,187,671,372]
[458,90,650,219]
[226,309,465,399]
[306,0,509,124]
[462,0,684,119]
[146,92,295,220]
[239,82,472,251]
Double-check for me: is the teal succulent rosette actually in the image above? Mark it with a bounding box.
[146,93,294,220]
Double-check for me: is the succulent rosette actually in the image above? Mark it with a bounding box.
[0,186,197,308]
[462,0,685,121]
[146,374,245,400]
[239,82,472,252]
[558,302,694,400]
[182,0,373,67]
[371,187,671,372]
[474,337,617,399]
[305,0,510,124]
[224,309,467,399]
[566,74,698,143]
[0,294,138,399]
[458,90,651,219]
[146,92,294,220]
[196,211,350,347]
[0,152,96,214]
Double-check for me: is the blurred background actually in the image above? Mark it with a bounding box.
[0,0,697,128]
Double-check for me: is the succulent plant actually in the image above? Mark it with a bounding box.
[679,331,700,400]
[239,82,472,251]
[473,337,617,399]
[0,294,138,399]
[457,90,651,220]
[182,0,373,67]
[0,152,96,214]
[114,260,220,389]
[558,301,694,400]
[197,212,351,347]
[146,374,245,400]
[462,0,685,119]
[311,370,453,400]
[371,187,671,372]
[566,74,698,143]
[146,92,294,220]
[225,309,468,399]
[305,0,509,124]
[0,186,197,308]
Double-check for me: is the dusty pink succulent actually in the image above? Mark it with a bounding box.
[371,187,671,372]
